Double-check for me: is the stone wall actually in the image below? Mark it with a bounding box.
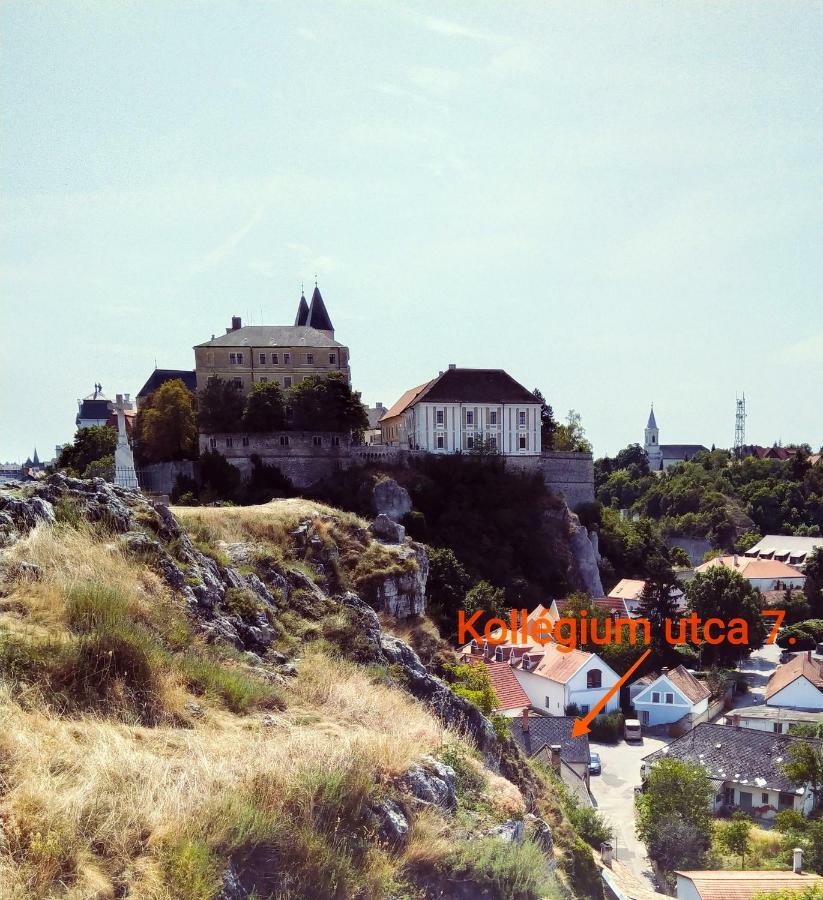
[505,451,595,509]
[138,460,198,495]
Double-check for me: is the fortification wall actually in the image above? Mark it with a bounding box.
[505,451,595,509]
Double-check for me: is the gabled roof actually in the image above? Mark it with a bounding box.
[137,369,197,399]
[642,723,814,792]
[766,653,823,702]
[380,381,436,421]
[509,714,590,763]
[633,665,711,705]
[695,555,804,580]
[608,579,647,602]
[415,368,538,405]
[556,596,630,617]
[659,444,708,459]
[528,643,593,684]
[480,660,531,711]
[307,285,334,332]
[294,293,310,326]
[195,325,344,349]
[674,870,823,900]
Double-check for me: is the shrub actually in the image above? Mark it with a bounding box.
[777,625,817,650]
[171,473,199,504]
[223,587,263,622]
[440,744,487,799]
[159,837,221,900]
[568,803,613,848]
[588,710,624,743]
[177,654,281,714]
[448,837,557,900]
[65,581,130,633]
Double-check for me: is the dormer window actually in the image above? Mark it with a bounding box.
[494,647,503,661]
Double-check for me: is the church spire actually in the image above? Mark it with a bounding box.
[647,404,657,430]
[294,289,309,326]
[306,283,334,335]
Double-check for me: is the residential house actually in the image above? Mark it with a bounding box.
[459,603,561,661]
[193,287,351,398]
[765,651,823,710]
[740,444,795,461]
[641,723,817,820]
[475,659,531,719]
[630,665,711,728]
[744,534,823,571]
[675,862,823,900]
[380,365,541,455]
[509,711,592,805]
[724,705,822,735]
[694,555,805,591]
[607,578,685,616]
[643,407,708,472]
[556,595,631,619]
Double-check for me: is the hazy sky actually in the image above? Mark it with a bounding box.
[2,1,821,463]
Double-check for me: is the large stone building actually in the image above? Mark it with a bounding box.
[193,286,350,397]
[644,405,708,471]
[380,365,541,455]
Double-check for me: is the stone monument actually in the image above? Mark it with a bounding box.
[113,393,138,488]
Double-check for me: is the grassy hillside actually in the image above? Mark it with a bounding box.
[0,479,598,899]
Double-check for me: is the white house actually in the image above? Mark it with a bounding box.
[765,652,823,710]
[607,578,685,616]
[380,365,541,456]
[642,723,817,821]
[744,534,823,571]
[675,866,823,900]
[630,665,711,728]
[510,643,621,717]
[724,705,822,735]
[694,555,805,592]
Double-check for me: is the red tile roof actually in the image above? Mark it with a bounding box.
[556,596,629,616]
[481,660,531,711]
[380,380,436,421]
[675,870,823,900]
[765,652,823,701]
[695,555,804,580]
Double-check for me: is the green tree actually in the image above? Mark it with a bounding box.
[637,575,682,665]
[288,373,368,435]
[56,425,117,477]
[685,567,768,667]
[734,530,762,555]
[716,811,752,868]
[754,887,823,900]
[463,580,508,621]
[442,662,498,715]
[532,387,558,450]
[782,740,823,808]
[242,381,285,432]
[553,409,593,454]
[636,758,713,871]
[198,449,241,503]
[426,547,471,637]
[133,379,198,464]
[197,376,244,433]
[804,548,823,616]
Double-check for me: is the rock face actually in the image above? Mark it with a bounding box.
[370,513,406,544]
[371,477,412,522]
[400,756,457,811]
[369,542,428,618]
[566,508,604,597]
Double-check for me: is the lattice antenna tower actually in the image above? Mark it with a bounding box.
[734,393,746,459]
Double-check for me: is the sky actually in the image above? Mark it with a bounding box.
[1,0,822,463]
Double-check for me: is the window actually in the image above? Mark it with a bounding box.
[641,711,649,725]
[490,410,497,425]
[466,436,474,449]
[489,436,497,449]
[651,691,660,703]
[272,353,279,364]
[773,722,784,734]
[580,705,589,715]
[436,409,444,426]
[518,410,526,427]
[232,378,243,389]
[466,410,474,426]
[518,435,527,450]
[229,353,238,364]
[762,793,769,804]
[241,437,249,447]
[259,353,266,365]
[260,376,268,383]
[545,696,551,709]
[436,435,445,449]
[284,353,291,365]
[331,436,340,447]
[665,693,674,704]
[284,376,292,388]
[226,437,233,448]
[312,436,322,446]
[329,353,336,364]
[279,435,289,446]
[306,353,314,365]
[739,792,752,810]
[494,647,503,661]
[587,669,602,689]
[209,437,216,449]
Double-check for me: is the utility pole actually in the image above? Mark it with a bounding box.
[734,393,746,460]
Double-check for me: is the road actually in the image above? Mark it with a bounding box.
[588,733,670,888]
[728,639,781,708]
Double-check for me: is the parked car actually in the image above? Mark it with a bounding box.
[624,719,643,742]
[588,752,601,775]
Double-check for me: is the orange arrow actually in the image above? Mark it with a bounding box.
[571,648,651,738]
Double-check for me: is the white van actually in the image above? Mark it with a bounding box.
[624,718,643,742]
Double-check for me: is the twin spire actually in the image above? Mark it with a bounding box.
[294,284,334,334]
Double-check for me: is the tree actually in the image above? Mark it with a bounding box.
[734,530,762,555]
[782,740,823,808]
[685,567,768,667]
[198,449,241,503]
[804,548,823,616]
[442,662,498,715]
[532,388,558,450]
[426,547,471,636]
[56,425,117,477]
[288,373,369,435]
[637,575,682,665]
[133,379,198,464]
[198,376,244,433]
[716,811,752,868]
[553,409,593,454]
[636,758,713,871]
[463,580,508,622]
[614,443,650,476]
[242,381,285,432]
[755,887,823,900]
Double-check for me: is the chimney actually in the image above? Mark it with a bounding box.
[793,847,803,874]
[549,744,561,774]
[448,363,456,370]
[600,842,614,868]
[661,667,669,675]
[522,709,530,732]
[734,554,739,567]
[231,316,242,330]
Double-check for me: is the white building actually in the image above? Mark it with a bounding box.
[723,705,822,734]
[630,665,710,728]
[76,384,113,429]
[644,406,708,471]
[694,555,805,591]
[380,365,541,456]
[675,866,823,900]
[744,534,823,571]
[765,652,823,710]
[607,578,685,616]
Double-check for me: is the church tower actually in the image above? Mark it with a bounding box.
[644,405,662,471]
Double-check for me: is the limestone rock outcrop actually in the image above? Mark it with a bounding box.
[565,508,605,598]
[371,477,412,522]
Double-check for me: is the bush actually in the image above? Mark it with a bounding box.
[568,803,613,848]
[65,581,130,633]
[776,625,817,650]
[448,837,557,900]
[588,710,624,743]
[223,587,264,622]
[171,473,199,504]
[177,654,281,714]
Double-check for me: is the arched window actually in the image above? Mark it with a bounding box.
[494,646,503,661]
[587,669,602,689]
